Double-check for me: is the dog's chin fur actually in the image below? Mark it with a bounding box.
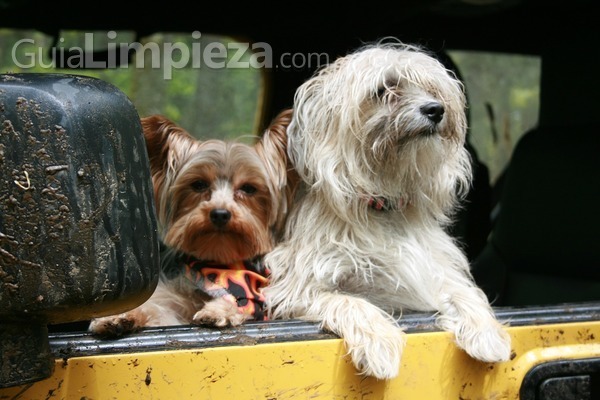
[264,40,512,380]
[89,110,295,336]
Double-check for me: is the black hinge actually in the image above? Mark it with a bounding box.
[521,358,600,400]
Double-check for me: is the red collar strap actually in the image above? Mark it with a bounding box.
[367,196,405,212]
[183,257,270,321]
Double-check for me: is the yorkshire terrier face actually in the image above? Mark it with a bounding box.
[141,112,293,264]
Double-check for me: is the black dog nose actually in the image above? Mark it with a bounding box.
[420,102,445,124]
[209,208,231,228]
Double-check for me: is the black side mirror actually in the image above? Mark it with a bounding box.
[0,73,160,388]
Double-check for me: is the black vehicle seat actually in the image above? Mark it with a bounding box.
[472,42,600,306]
[450,141,493,262]
[435,51,494,263]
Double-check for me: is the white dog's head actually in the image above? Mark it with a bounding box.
[288,40,472,224]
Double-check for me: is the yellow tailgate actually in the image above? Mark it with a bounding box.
[2,319,599,400]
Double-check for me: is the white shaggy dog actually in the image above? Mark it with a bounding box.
[263,40,512,380]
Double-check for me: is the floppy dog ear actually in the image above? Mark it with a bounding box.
[255,108,300,237]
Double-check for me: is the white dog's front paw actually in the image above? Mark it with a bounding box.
[337,320,406,380]
[457,321,512,363]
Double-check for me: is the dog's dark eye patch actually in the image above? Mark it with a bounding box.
[239,183,257,195]
[191,180,210,192]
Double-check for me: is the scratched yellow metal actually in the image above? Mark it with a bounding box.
[1,321,599,399]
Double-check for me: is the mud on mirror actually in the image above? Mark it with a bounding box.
[0,73,160,388]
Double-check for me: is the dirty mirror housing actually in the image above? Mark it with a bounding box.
[0,73,160,387]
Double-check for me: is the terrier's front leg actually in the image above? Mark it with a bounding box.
[192,297,250,327]
[89,307,151,336]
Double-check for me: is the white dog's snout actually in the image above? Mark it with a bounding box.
[420,101,445,124]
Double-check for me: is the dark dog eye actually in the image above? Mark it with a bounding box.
[191,180,209,192]
[376,79,399,99]
[240,184,257,194]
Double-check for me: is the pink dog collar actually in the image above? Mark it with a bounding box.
[367,196,405,211]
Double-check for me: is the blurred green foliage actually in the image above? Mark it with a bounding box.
[0,29,261,143]
[449,50,540,183]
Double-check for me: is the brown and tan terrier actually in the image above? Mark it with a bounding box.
[90,109,296,335]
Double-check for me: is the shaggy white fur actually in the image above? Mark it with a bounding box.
[264,40,512,380]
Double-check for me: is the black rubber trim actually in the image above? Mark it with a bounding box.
[520,357,600,400]
[48,301,600,359]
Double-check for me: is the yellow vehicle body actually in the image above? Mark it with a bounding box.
[2,306,599,399]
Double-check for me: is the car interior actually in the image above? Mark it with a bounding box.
[472,36,600,306]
